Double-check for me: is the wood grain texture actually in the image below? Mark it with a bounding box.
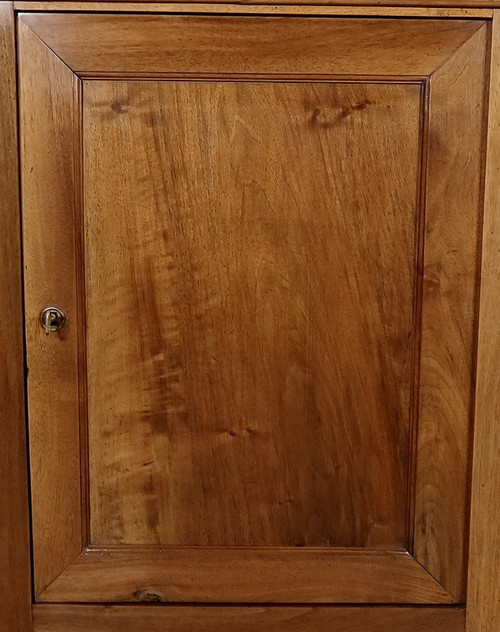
[12,3,494,17]
[19,21,84,597]
[84,80,420,549]
[19,9,489,613]
[0,3,32,631]
[10,0,500,9]
[39,549,453,603]
[32,604,466,632]
[467,12,500,632]
[413,25,488,602]
[19,14,484,78]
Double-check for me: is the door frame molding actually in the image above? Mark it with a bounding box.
[2,1,500,631]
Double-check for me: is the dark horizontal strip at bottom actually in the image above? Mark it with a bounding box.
[33,604,465,632]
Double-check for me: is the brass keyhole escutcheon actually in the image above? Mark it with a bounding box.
[40,306,66,335]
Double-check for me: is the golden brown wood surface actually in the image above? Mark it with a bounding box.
[32,604,466,632]
[19,20,84,597]
[467,11,500,632]
[19,14,483,79]
[12,2,494,16]
[413,24,487,602]
[10,0,500,9]
[39,548,453,602]
[84,79,420,549]
[0,2,32,631]
[19,9,489,611]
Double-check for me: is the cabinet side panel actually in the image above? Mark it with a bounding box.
[467,13,500,632]
[0,3,32,630]
[19,21,83,596]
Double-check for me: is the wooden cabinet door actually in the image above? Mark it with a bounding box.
[19,11,487,616]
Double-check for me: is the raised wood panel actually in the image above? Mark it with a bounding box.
[413,24,487,601]
[19,14,483,78]
[84,79,420,548]
[19,20,84,596]
[19,12,488,608]
[0,3,32,631]
[39,549,453,602]
[467,12,500,632]
[32,604,466,632]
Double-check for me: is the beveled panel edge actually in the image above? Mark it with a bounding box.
[17,13,486,79]
[18,16,85,597]
[413,23,489,601]
[37,548,456,603]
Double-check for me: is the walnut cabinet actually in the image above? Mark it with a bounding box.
[2,2,500,631]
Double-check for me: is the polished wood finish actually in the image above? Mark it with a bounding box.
[0,3,32,631]
[39,549,453,603]
[19,14,483,79]
[467,12,500,632]
[13,11,499,632]
[10,0,500,8]
[19,19,84,596]
[18,12,488,608]
[413,24,487,602]
[11,2,494,17]
[84,79,420,549]
[32,604,466,632]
